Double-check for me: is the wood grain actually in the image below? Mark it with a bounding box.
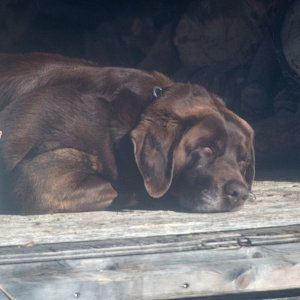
[0,231,299,299]
[0,180,299,247]
[0,179,299,299]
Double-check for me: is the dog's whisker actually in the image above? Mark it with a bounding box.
[248,191,257,202]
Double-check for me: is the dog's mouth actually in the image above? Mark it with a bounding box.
[171,187,253,213]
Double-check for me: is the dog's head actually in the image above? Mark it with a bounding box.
[131,83,255,212]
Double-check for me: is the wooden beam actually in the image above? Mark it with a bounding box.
[0,226,299,299]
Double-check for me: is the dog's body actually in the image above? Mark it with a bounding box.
[0,53,255,214]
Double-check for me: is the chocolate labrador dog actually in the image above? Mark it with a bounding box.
[0,53,255,214]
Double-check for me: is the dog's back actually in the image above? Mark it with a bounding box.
[0,53,96,111]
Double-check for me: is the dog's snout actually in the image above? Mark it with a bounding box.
[224,180,249,206]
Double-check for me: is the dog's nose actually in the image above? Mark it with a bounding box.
[224,180,249,206]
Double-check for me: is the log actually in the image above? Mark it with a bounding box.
[254,110,300,168]
[138,24,180,74]
[174,0,263,67]
[240,34,279,118]
[281,0,300,83]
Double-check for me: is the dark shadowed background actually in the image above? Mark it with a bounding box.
[1,0,300,170]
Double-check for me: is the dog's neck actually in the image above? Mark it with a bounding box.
[109,89,151,145]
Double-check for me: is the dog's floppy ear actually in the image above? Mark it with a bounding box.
[131,115,178,198]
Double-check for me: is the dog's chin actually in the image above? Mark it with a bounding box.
[176,192,245,213]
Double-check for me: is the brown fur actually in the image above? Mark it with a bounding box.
[0,53,254,214]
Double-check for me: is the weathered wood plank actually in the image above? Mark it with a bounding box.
[0,237,299,299]
[0,177,299,299]
[0,180,299,247]
[0,225,299,264]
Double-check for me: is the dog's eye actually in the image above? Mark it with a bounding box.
[202,146,214,157]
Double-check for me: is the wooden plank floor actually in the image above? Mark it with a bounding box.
[0,171,299,299]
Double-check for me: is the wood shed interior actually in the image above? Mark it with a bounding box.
[0,1,300,300]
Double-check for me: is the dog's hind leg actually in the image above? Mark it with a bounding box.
[10,148,118,214]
